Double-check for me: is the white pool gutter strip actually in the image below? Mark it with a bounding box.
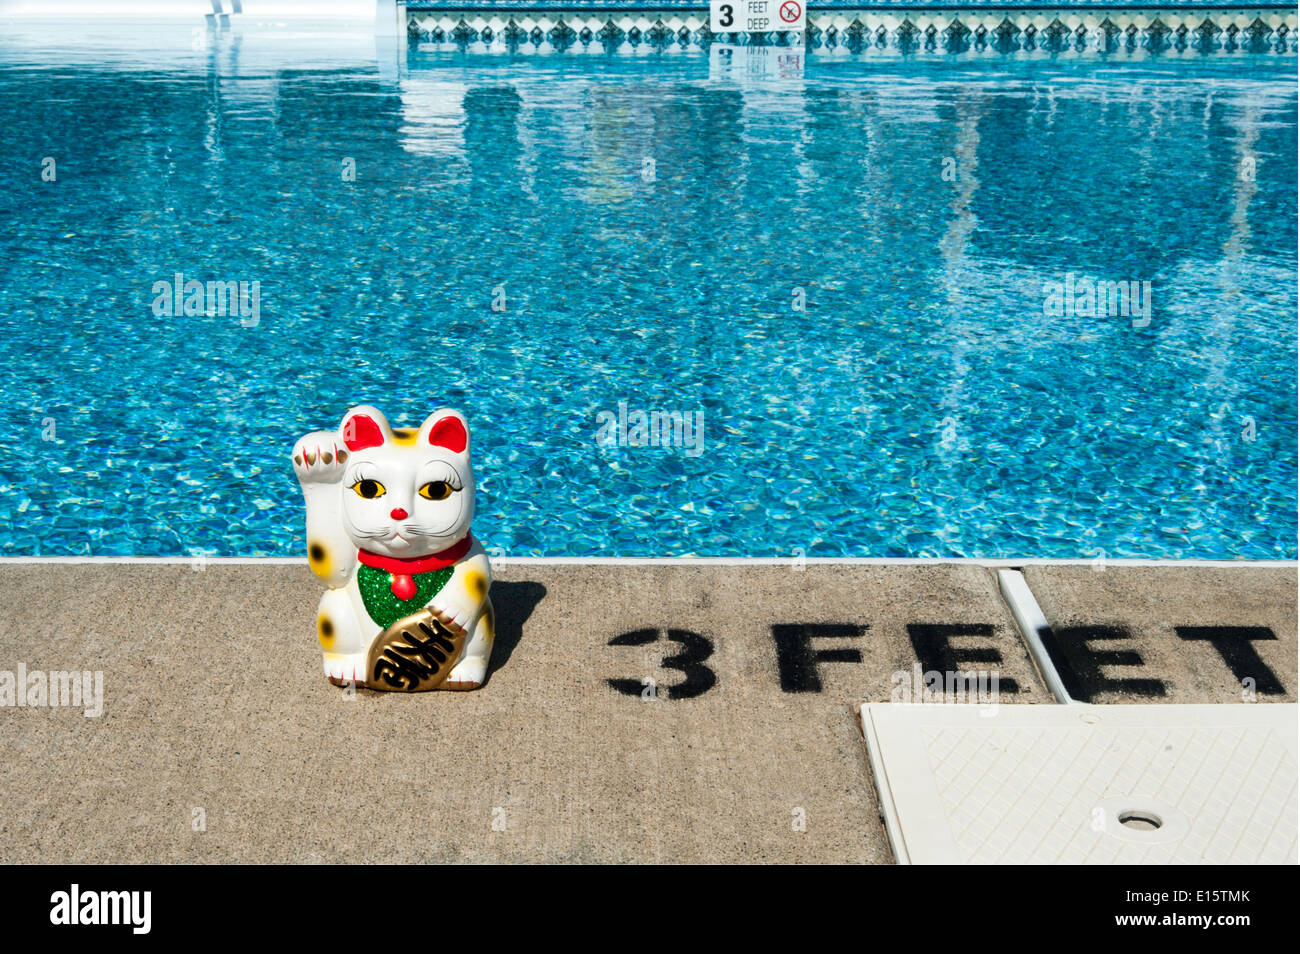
[0,556,1293,567]
[996,568,1075,704]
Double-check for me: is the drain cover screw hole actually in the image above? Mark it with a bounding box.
[1118,810,1163,831]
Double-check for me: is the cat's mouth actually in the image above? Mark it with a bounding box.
[385,531,413,551]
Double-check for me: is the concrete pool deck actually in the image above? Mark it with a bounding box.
[0,560,1294,863]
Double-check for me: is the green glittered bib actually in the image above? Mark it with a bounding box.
[357,563,453,630]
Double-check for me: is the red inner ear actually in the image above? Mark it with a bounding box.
[343,414,385,451]
[428,416,468,453]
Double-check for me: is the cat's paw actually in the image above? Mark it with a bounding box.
[427,599,473,639]
[322,651,368,687]
[442,654,488,691]
[292,431,349,485]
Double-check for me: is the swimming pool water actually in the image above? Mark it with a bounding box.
[1,24,1296,558]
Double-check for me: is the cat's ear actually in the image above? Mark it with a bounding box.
[419,408,469,456]
[339,405,393,452]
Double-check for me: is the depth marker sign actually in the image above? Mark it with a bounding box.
[711,0,806,34]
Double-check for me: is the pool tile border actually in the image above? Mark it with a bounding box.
[406,7,1297,52]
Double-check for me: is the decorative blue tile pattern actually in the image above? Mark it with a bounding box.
[408,1,1297,8]
[407,7,1297,52]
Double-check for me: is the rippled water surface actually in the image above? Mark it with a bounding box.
[0,22,1295,557]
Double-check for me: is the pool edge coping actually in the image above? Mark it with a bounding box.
[0,556,1293,566]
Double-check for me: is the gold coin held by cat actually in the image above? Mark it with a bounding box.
[365,609,468,691]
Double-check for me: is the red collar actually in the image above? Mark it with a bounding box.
[357,537,472,575]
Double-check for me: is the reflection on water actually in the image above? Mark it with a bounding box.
[0,21,1295,558]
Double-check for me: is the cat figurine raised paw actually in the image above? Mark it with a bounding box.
[291,405,493,691]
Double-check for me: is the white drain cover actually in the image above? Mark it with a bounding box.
[860,703,1298,864]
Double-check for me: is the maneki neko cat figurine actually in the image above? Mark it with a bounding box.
[292,405,493,691]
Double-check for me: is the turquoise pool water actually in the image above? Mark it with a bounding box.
[0,25,1295,558]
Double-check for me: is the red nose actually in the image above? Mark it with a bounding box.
[390,508,409,521]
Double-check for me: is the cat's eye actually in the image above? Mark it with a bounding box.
[351,479,386,499]
[419,480,453,501]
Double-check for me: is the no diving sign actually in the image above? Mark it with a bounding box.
[710,0,806,34]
